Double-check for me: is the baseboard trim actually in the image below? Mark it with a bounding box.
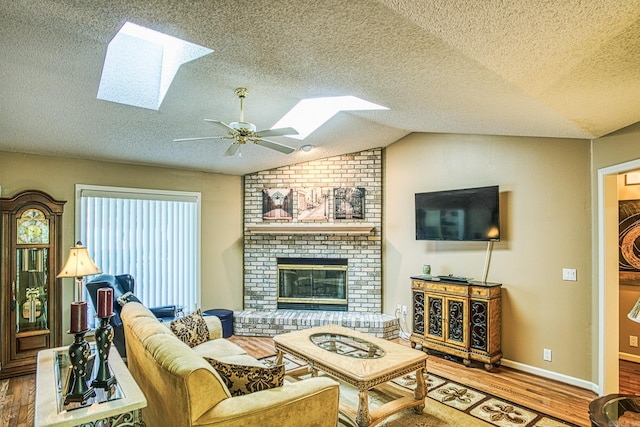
[500,358,598,393]
[619,351,640,363]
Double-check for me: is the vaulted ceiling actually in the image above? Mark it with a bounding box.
[2,1,640,175]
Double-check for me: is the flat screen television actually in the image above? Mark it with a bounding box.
[415,185,500,241]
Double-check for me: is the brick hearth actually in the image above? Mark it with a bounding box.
[233,310,398,339]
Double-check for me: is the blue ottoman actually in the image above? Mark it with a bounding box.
[203,309,234,338]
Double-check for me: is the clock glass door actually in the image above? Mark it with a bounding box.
[11,208,52,361]
[15,248,49,334]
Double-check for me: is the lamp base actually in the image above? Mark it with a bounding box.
[64,386,97,405]
[92,375,117,390]
[64,330,96,405]
[92,316,117,390]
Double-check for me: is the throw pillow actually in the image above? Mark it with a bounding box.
[205,358,285,396]
[169,309,209,348]
[116,291,141,307]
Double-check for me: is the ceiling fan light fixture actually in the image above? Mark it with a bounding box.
[175,87,297,156]
[230,121,257,132]
[300,145,314,152]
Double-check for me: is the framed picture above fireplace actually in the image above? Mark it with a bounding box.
[334,187,365,220]
[263,188,293,220]
[298,187,330,221]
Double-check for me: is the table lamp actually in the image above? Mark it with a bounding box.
[628,297,640,323]
[57,241,102,404]
[58,241,102,302]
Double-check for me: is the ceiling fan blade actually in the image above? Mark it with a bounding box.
[255,127,299,138]
[224,143,241,157]
[204,119,237,133]
[173,136,227,142]
[254,138,296,154]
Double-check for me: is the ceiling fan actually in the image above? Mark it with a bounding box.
[174,87,298,156]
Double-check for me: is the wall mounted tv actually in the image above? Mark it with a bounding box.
[415,185,500,241]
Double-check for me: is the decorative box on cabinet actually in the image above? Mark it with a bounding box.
[0,190,65,378]
[410,275,502,371]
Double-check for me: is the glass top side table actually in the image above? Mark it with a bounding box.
[589,394,640,427]
[35,345,146,427]
[53,345,124,412]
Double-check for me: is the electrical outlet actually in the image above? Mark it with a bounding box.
[543,348,552,361]
[396,304,401,313]
[631,336,638,347]
[562,268,577,281]
[402,305,408,315]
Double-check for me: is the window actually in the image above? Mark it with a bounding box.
[76,185,200,322]
[97,21,213,110]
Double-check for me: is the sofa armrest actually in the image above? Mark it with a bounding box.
[203,315,223,340]
[195,377,339,427]
[150,305,177,319]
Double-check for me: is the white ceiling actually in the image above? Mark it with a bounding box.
[2,0,640,176]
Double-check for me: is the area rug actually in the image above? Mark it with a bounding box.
[261,355,577,427]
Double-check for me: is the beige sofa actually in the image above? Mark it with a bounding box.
[121,302,340,427]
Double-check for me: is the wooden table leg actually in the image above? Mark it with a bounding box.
[413,366,426,414]
[275,349,283,365]
[355,389,371,427]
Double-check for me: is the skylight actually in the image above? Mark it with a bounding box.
[272,96,388,140]
[97,22,213,110]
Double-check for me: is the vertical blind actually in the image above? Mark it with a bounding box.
[78,185,200,322]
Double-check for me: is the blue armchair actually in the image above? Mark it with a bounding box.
[85,274,178,357]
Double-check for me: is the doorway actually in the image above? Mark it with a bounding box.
[598,159,640,394]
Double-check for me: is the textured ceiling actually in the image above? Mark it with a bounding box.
[1,0,640,175]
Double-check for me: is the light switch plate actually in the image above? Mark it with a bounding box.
[562,268,577,281]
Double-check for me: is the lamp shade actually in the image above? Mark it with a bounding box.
[57,242,102,279]
[629,297,640,323]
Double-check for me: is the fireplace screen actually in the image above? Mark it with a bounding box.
[278,260,347,310]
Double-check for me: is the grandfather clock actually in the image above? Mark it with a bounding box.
[0,190,65,378]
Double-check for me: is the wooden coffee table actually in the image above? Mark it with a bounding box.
[274,324,427,427]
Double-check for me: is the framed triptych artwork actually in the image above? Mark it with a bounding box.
[297,187,330,221]
[262,188,293,220]
[334,187,365,220]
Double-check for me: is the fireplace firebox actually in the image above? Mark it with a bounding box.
[277,258,348,311]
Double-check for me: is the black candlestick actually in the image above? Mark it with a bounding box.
[64,329,96,405]
[92,315,117,389]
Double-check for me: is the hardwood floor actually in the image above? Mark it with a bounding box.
[228,335,599,426]
[620,359,640,395]
[3,335,637,427]
[0,370,35,427]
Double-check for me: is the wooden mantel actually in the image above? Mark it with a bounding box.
[246,223,376,235]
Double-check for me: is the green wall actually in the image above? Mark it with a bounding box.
[384,133,593,382]
[0,151,243,345]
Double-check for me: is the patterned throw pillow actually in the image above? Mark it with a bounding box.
[169,309,209,348]
[205,358,285,396]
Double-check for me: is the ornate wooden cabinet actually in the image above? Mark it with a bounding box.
[410,276,502,370]
[0,190,65,377]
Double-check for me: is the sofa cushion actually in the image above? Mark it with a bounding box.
[213,354,266,367]
[169,309,210,348]
[205,357,285,397]
[192,338,247,359]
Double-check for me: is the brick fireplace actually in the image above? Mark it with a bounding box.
[234,149,398,338]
